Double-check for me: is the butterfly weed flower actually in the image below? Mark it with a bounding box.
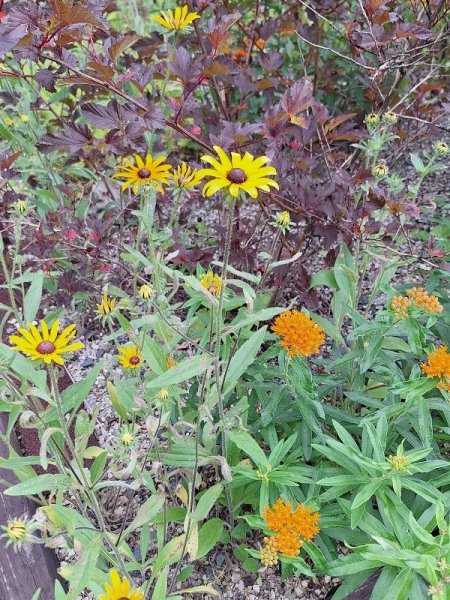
[199,146,279,199]
[199,271,223,297]
[97,292,116,316]
[260,498,320,563]
[272,309,325,357]
[171,162,203,189]
[99,568,143,600]
[390,296,410,319]
[118,344,144,369]
[407,287,443,314]
[152,6,200,31]
[421,346,450,392]
[113,154,172,194]
[167,355,177,369]
[9,320,84,365]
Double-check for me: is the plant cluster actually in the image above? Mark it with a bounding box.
[0,2,449,600]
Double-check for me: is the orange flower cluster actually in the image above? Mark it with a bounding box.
[272,310,325,357]
[406,287,443,314]
[260,498,320,565]
[390,296,410,319]
[421,346,450,392]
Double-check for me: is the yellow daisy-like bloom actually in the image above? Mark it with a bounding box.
[14,200,29,213]
[120,430,135,446]
[4,117,13,127]
[97,292,116,316]
[272,309,325,357]
[139,284,154,300]
[113,154,172,195]
[199,146,279,199]
[421,346,450,392]
[100,569,143,600]
[9,320,84,365]
[156,388,169,401]
[152,6,200,31]
[172,162,203,189]
[19,113,29,123]
[6,520,26,542]
[118,345,143,369]
[199,271,223,297]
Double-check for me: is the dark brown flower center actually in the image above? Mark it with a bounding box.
[227,168,247,184]
[37,341,56,354]
[138,168,151,179]
[129,356,140,365]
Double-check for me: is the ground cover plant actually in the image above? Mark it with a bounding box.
[0,1,449,599]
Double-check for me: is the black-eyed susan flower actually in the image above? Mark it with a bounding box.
[152,6,200,31]
[118,344,143,369]
[433,140,449,157]
[156,388,169,401]
[113,154,172,194]
[199,146,279,199]
[99,568,143,600]
[199,271,223,297]
[272,210,292,233]
[272,309,325,357]
[97,292,116,316]
[383,111,397,125]
[373,162,389,178]
[171,162,203,189]
[1,514,39,552]
[139,284,154,300]
[4,117,13,127]
[14,200,28,213]
[9,320,84,365]
[365,113,380,127]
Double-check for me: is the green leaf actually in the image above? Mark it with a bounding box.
[223,326,267,394]
[67,534,102,597]
[124,494,166,537]
[196,518,224,559]
[151,569,168,600]
[192,484,223,522]
[23,272,44,323]
[352,480,383,509]
[146,354,214,389]
[5,474,72,496]
[228,430,269,467]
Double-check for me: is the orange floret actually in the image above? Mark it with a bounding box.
[406,287,443,314]
[272,310,325,357]
[390,296,410,319]
[421,346,450,392]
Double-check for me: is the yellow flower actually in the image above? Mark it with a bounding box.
[261,498,320,561]
[97,292,116,316]
[365,113,380,127]
[118,345,143,369]
[139,284,154,300]
[421,346,450,392]
[4,117,13,127]
[152,6,200,31]
[120,430,135,446]
[275,211,291,227]
[100,569,143,600]
[1,514,39,551]
[113,154,172,194]
[19,113,29,123]
[9,320,84,365]
[272,309,325,357]
[373,162,389,178]
[171,162,203,189]
[383,111,397,125]
[260,536,278,567]
[7,520,26,541]
[14,200,28,213]
[199,271,223,297]
[156,388,169,401]
[199,146,279,199]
